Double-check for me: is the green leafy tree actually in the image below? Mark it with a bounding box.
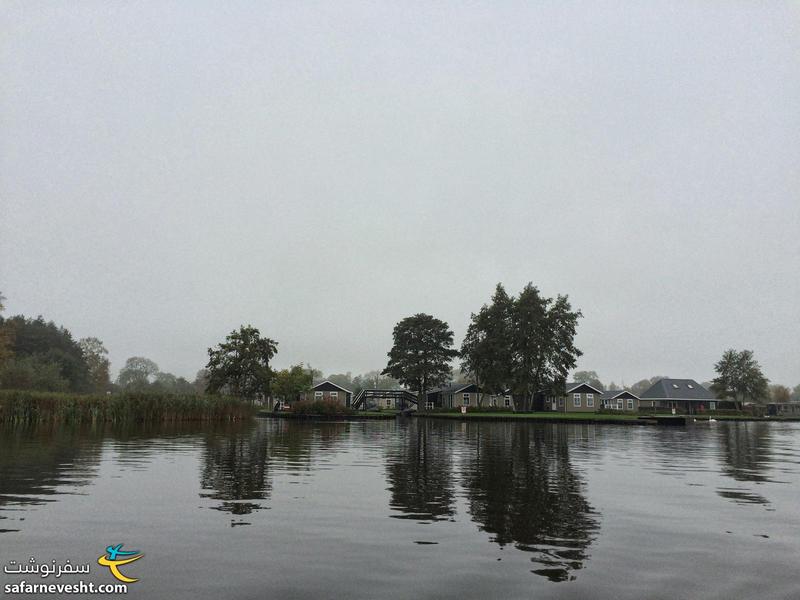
[206,325,278,401]
[511,284,582,411]
[79,337,111,393]
[272,364,313,406]
[572,370,605,391]
[0,355,69,391]
[117,356,160,391]
[2,315,90,392]
[460,284,515,408]
[383,313,459,412]
[711,349,769,410]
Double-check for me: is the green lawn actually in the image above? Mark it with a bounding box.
[418,411,641,421]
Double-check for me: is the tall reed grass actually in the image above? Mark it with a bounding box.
[0,390,255,425]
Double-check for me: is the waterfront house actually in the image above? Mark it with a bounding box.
[601,389,641,412]
[546,382,603,413]
[638,378,723,413]
[309,380,353,407]
[427,384,485,410]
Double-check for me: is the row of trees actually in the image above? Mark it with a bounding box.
[383,283,583,411]
[0,291,204,396]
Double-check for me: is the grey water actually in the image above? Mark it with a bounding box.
[1,418,799,600]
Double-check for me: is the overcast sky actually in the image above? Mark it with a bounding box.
[1,2,798,386]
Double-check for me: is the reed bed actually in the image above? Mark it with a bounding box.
[0,390,255,425]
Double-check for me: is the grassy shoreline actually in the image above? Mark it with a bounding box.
[414,411,800,423]
[0,390,255,424]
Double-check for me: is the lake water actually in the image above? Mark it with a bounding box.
[1,418,799,599]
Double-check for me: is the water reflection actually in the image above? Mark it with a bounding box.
[0,425,103,532]
[462,423,600,582]
[200,423,272,516]
[385,419,456,522]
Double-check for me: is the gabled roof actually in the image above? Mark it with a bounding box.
[639,378,714,401]
[428,383,480,395]
[311,380,353,394]
[602,389,640,400]
[565,382,604,394]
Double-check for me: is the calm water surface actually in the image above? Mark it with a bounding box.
[1,419,799,599]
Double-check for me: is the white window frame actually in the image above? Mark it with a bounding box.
[627,399,634,410]
[709,401,716,410]
[314,391,323,399]
[504,395,511,407]
[463,393,470,406]
[586,393,594,408]
[330,391,338,399]
[425,401,434,410]
[386,398,392,408]
[573,393,581,407]
[616,399,623,410]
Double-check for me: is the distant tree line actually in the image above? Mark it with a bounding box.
[2,290,797,407]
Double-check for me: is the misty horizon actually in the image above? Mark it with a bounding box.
[2,3,798,386]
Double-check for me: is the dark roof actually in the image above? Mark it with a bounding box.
[602,389,640,400]
[565,382,603,394]
[428,384,480,395]
[639,378,714,401]
[311,380,353,394]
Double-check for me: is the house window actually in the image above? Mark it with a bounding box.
[330,391,338,399]
[710,401,716,410]
[463,393,470,406]
[573,393,581,407]
[504,395,511,407]
[558,397,564,407]
[314,391,323,399]
[627,399,634,410]
[425,401,434,410]
[586,393,594,407]
[386,399,392,408]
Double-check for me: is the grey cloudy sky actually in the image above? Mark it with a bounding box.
[2,2,798,386]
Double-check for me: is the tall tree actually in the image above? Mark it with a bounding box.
[117,356,160,391]
[511,284,583,411]
[383,313,458,412]
[793,384,800,403]
[206,325,278,401]
[572,370,605,391]
[79,337,111,393]
[272,364,313,406]
[460,284,515,407]
[711,349,769,410]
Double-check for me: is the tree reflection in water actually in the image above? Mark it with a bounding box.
[384,419,599,581]
[200,423,272,516]
[462,423,600,582]
[385,419,456,522]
